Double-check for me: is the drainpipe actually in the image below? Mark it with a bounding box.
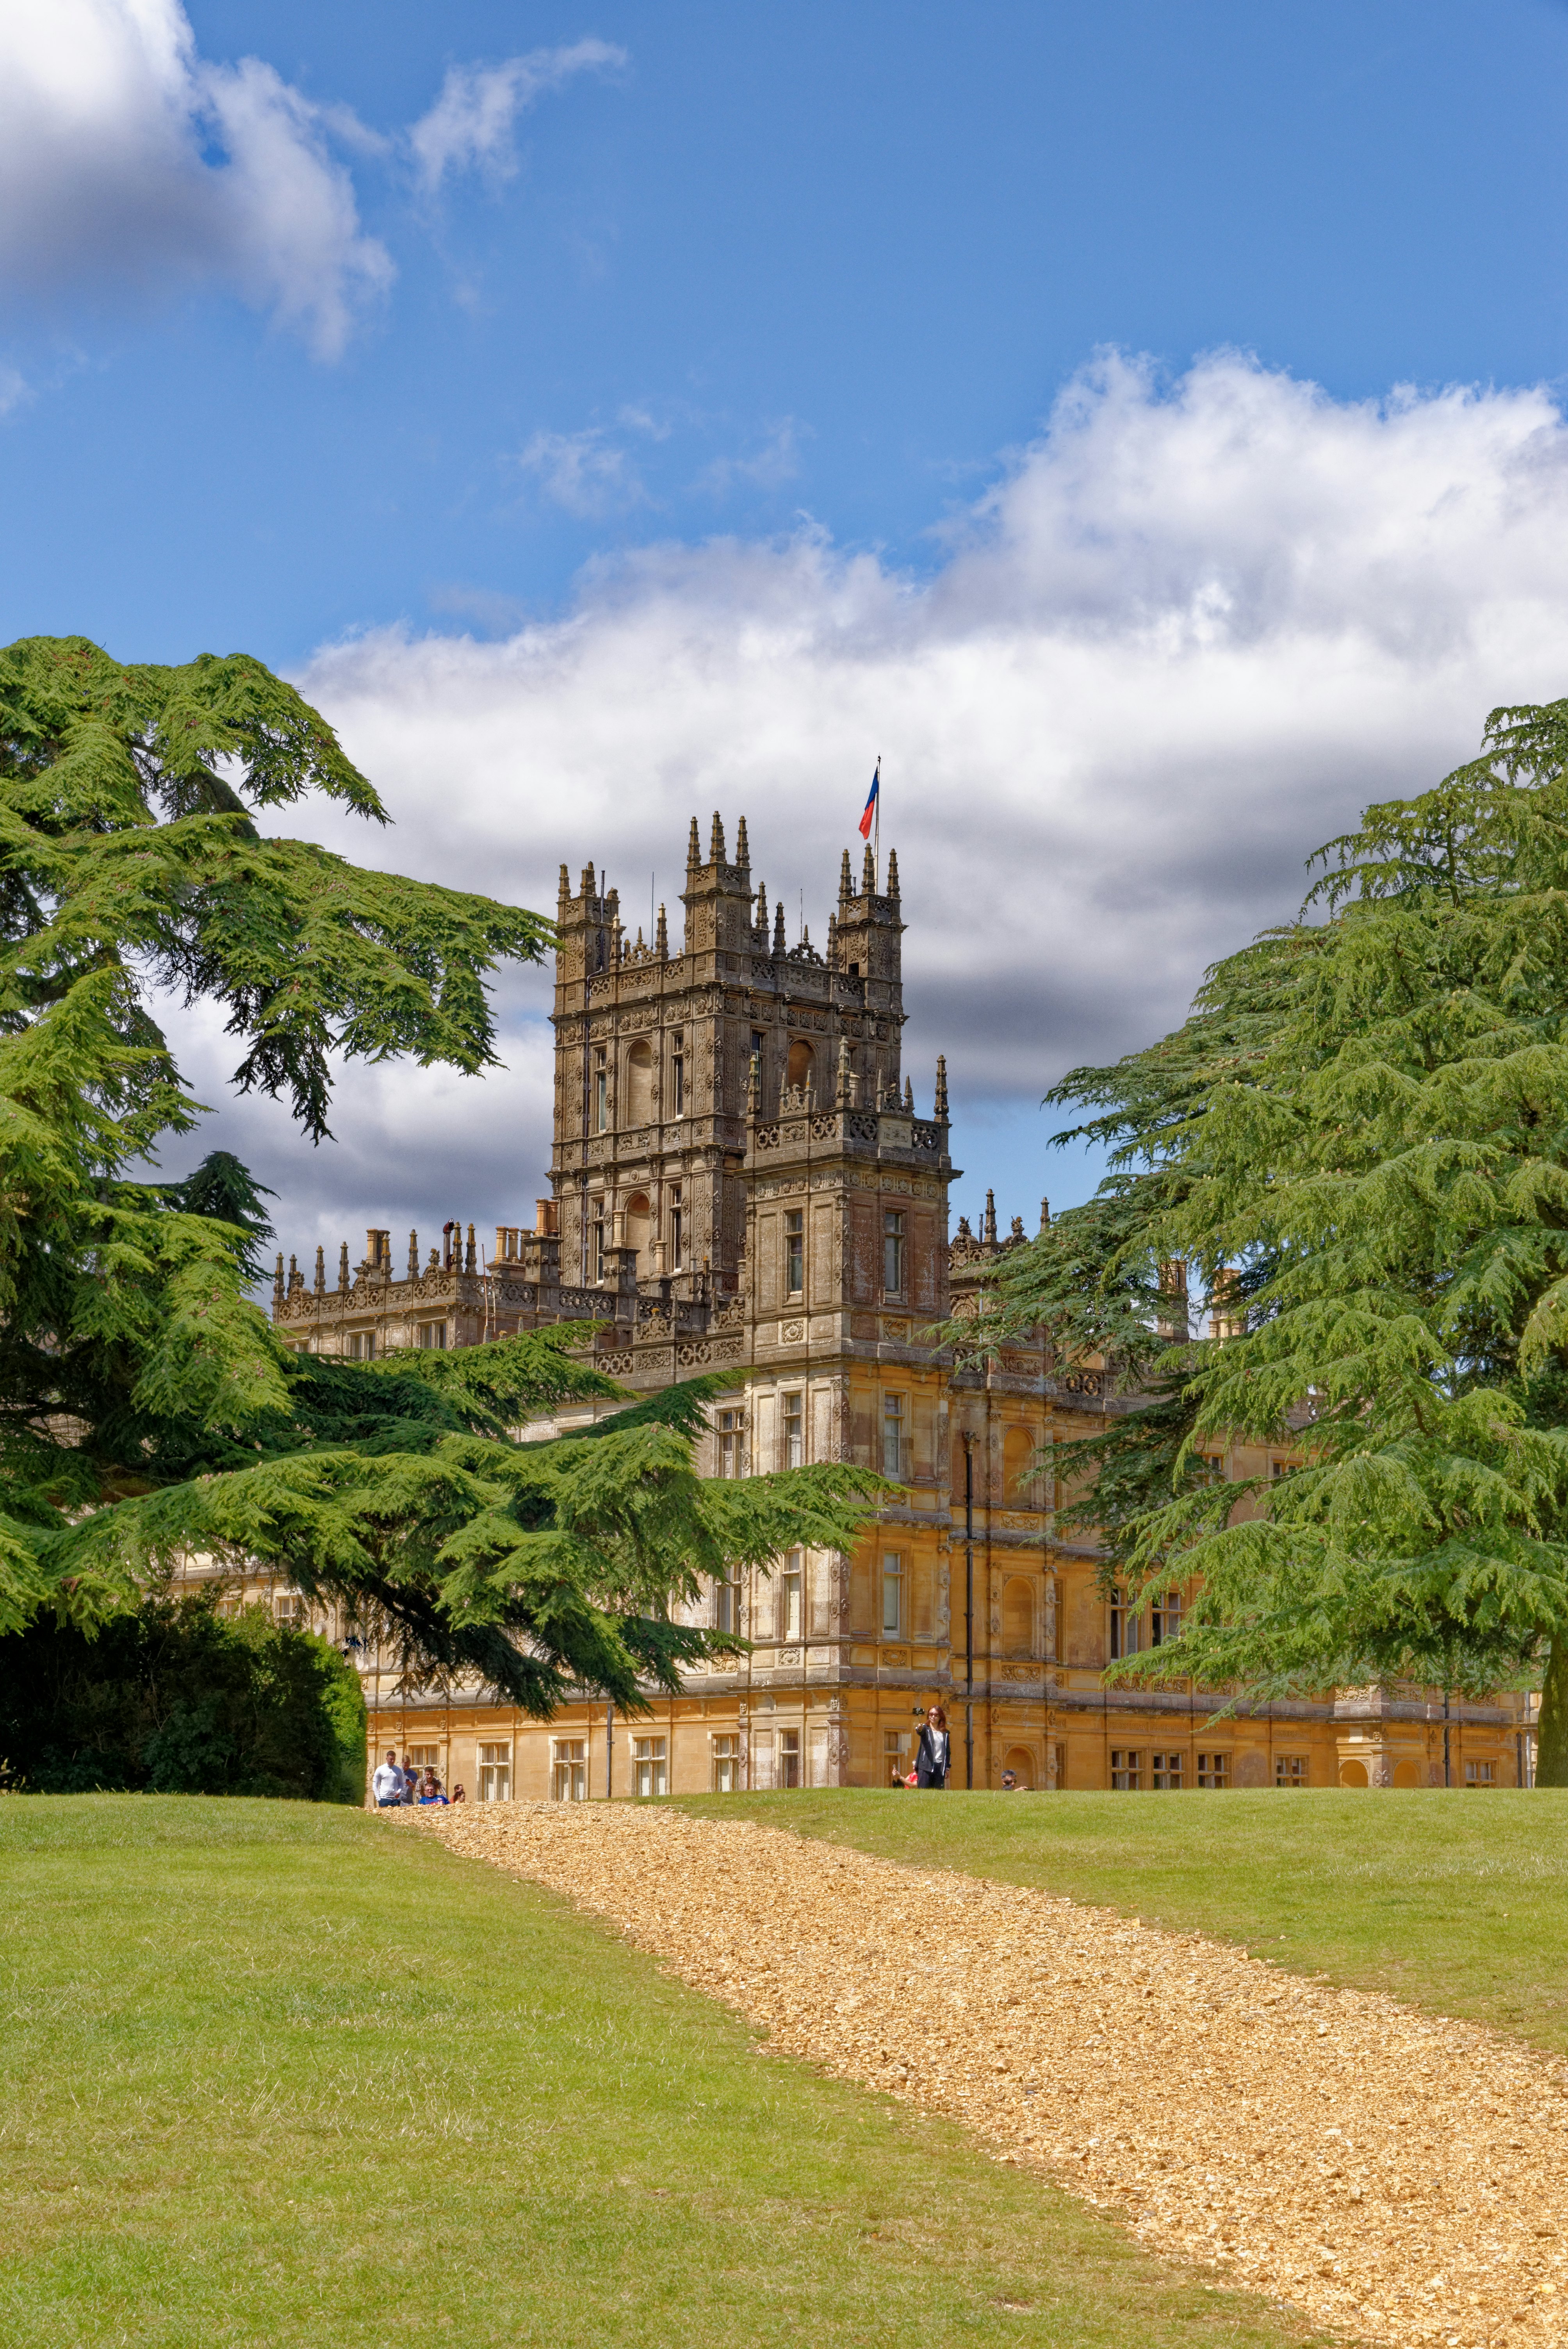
[964,1436,975,1789]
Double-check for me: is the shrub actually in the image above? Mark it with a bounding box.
[0,1593,365,1800]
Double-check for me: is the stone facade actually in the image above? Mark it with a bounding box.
[250,819,1534,1800]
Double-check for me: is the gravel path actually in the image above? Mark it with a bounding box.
[406,1802,1568,2349]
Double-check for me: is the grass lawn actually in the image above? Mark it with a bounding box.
[1,1797,1333,2349]
[677,1788,1568,2054]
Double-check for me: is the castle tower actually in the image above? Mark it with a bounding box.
[548,816,912,1296]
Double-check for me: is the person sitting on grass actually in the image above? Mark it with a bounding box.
[417,1770,448,1805]
[372,1749,404,1808]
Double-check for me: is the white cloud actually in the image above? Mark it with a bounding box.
[0,0,392,358]
[174,349,1568,1241]
[409,40,627,196]
[515,426,649,517]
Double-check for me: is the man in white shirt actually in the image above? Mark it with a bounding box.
[372,1750,404,1807]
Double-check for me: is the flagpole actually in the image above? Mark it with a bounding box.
[875,753,880,877]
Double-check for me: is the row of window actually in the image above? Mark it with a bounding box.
[784,1207,903,1299]
[590,1186,684,1281]
[436,1738,1507,1800]
[1108,1587,1181,1658]
[1110,1750,1308,1789]
[711,1549,910,1639]
[336,1322,447,1362]
[714,1394,909,1479]
[591,1038,686,1133]
[583,1198,906,1303]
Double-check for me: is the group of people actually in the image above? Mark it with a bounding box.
[893,1708,1032,1791]
[371,1748,466,1808]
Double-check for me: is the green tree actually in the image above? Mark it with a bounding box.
[0,1590,366,1798]
[975,698,1568,1777]
[0,635,884,1717]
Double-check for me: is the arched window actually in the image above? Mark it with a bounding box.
[1004,1424,1041,1504]
[625,1038,654,1127]
[622,1190,651,1273]
[786,1036,814,1093]
[1001,1576,1033,1659]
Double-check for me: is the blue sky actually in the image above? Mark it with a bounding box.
[8,0,1568,1252]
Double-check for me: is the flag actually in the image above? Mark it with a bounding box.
[858,760,880,839]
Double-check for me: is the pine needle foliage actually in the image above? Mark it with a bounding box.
[0,636,887,1714]
[971,699,1568,1774]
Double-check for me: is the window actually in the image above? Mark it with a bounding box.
[1053,1742,1067,1790]
[1109,1587,1140,1659]
[783,1392,804,1469]
[782,1553,803,1642]
[478,1742,512,1802]
[593,1048,608,1133]
[778,1728,801,1789]
[551,1739,587,1802]
[633,1736,668,1798]
[1275,1754,1308,1788]
[883,1209,905,1296]
[1110,1748,1142,1791]
[670,1038,685,1117]
[406,1745,439,1773]
[711,1735,739,1792]
[592,1203,606,1284]
[717,1406,743,1478]
[881,1552,904,1635]
[345,1330,375,1360]
[784,1208,804,1296]
[714,1577,738,1634]
[1196,1752,1231,1789]
[416,1320,447,1349]
[216,1595,244,1621]
[883,1729,910,1782]
[1150,1752,1184,1790]
[1195,1451,1225,1483]
[1269,1458,1291,1480]
[668,1185,683,1271]
[1465,1759,1497,1787]
[273,1592,307,1627]
[1150,1590,1181,1645]
[881,1393,906,1479]
[625,1039,654,1126]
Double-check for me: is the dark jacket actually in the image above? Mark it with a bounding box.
[913,1723,951,1786]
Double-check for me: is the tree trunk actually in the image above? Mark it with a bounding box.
[1537,1634,1568,1786]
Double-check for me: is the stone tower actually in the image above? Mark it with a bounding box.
[549,816,909,1296]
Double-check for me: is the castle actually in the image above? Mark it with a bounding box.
[260,818,1533,1796]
